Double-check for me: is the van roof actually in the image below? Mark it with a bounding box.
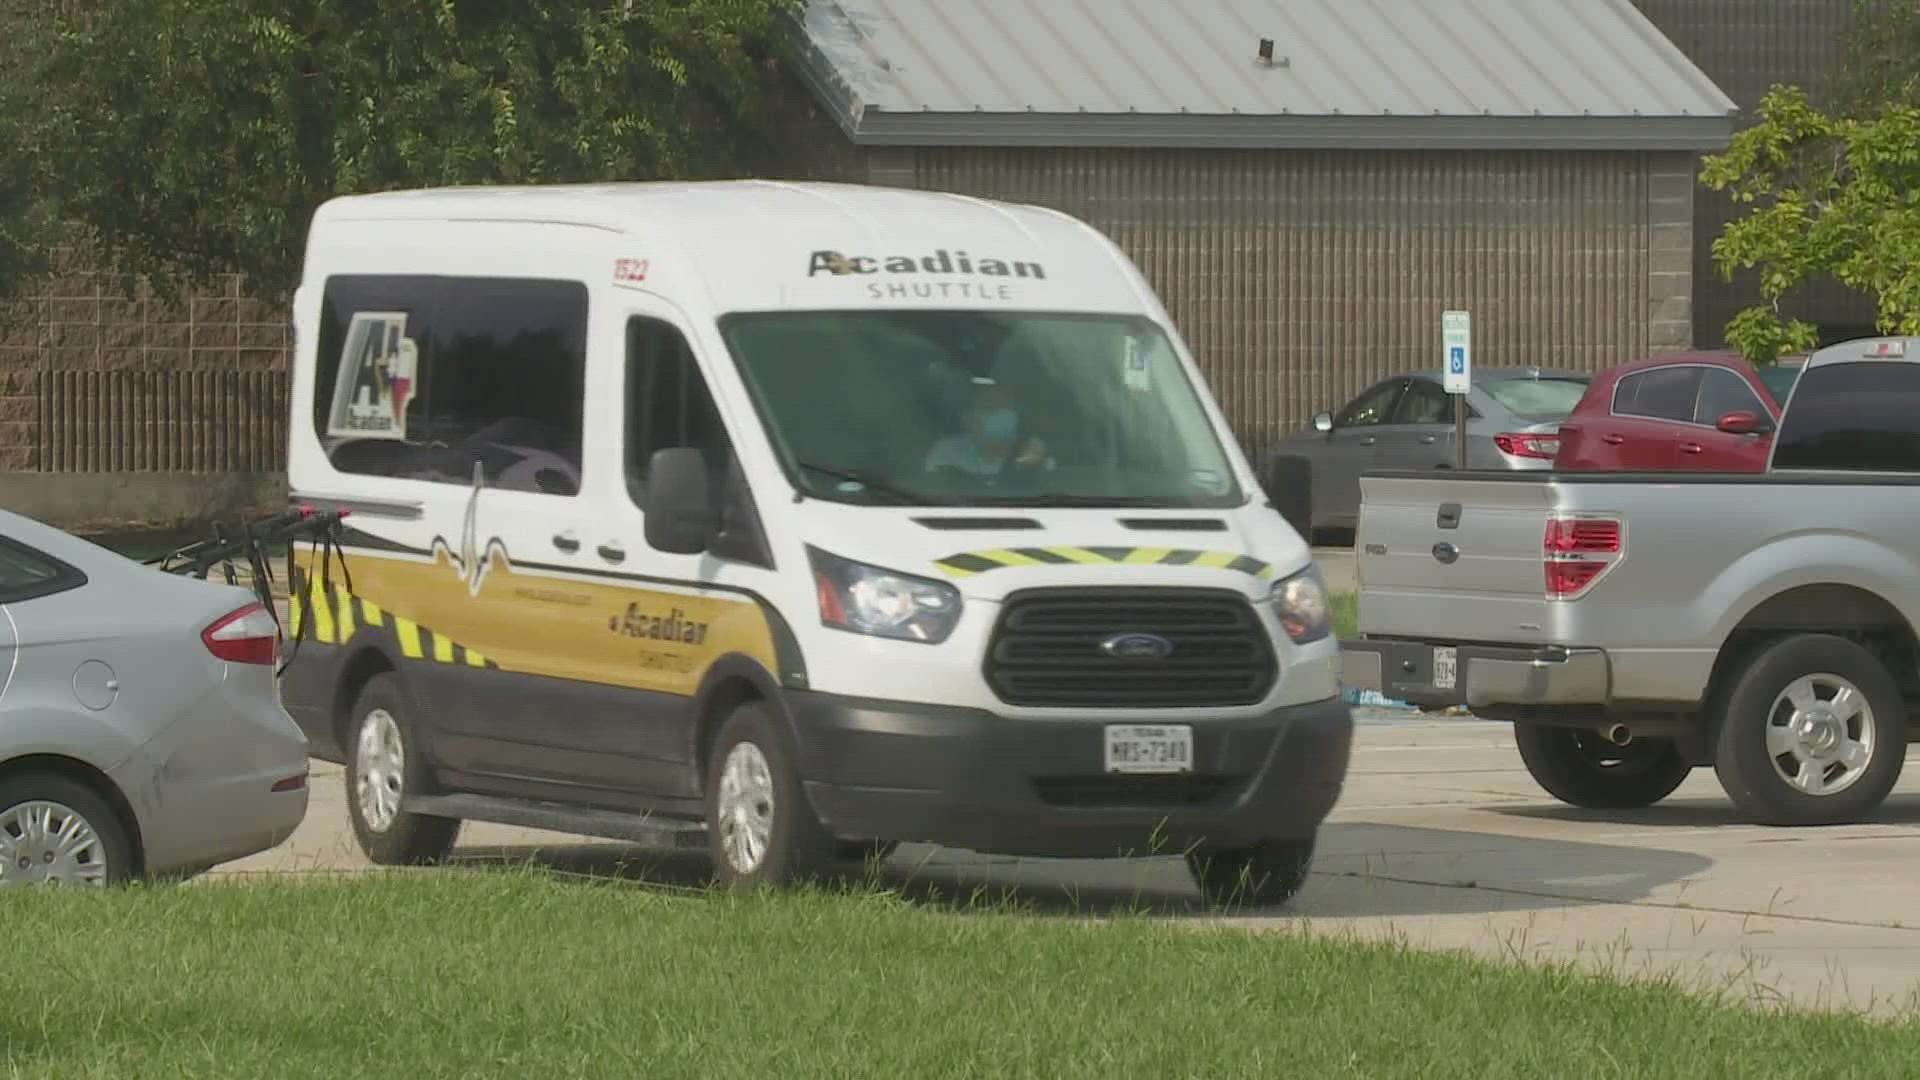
[308,180,1151,316]
[314,179,1073,237]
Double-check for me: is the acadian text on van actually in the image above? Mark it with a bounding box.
[808,249,1043,303]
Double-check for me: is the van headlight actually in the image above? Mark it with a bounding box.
[1270,564,1331,644]
[808,546,963,645]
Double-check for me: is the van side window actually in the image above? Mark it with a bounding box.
[312,275,589,496]
[626,318,734,496]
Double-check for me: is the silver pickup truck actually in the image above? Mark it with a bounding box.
[1340,336,1920,826]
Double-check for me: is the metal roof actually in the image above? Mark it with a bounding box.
[790,0,1737,150]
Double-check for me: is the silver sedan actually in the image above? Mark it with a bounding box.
[0,509,309,886]
[1274,367,1590,541]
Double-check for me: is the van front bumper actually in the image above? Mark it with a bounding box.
[1339,637,1612,709]
[786,691,1352,859]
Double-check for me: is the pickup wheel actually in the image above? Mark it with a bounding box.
[1512,724,1692,809]
[1712,634,1904,826]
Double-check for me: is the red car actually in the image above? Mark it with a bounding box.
[1554,350,1805,472]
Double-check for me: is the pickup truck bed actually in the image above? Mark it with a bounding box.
[1339,338,1920,826]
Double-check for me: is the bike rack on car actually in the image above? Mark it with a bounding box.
[147,505,353,676]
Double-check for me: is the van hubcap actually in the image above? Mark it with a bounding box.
[717,742,775,875]
[356,709,405,832]
[1767,674,1873,797]
[0,801,108,886]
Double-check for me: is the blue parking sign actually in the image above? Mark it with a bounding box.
[1449,346,1465,374]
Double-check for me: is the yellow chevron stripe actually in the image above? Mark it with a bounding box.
[334,586,356,644]
[359,598,385,627]
[1053,547,1109,564]
[306,583,336,645]
[464,648,489,668]
[931,546,1274,580]
[393,616,424,659]
[978,548,1045,567]
[432,632,455,664]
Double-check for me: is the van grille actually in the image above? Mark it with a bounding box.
[1032,774,1248,808]
[984,588,1277,708]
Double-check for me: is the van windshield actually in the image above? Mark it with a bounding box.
[718,311,1245,508]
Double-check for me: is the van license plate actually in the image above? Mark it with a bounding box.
[1432,646,1458,691]
[1104,725,1193,774]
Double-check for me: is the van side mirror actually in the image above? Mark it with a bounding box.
[1312,411,1334,434]
[643,447,719,555]
[1716,410,1772,436]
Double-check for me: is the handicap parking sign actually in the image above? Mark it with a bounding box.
[1449,346,1465,374]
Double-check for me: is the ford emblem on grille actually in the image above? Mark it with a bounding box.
[1100,632,1174,660]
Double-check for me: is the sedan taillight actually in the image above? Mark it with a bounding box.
[1496,433,1560,460]
[203,603,279,665]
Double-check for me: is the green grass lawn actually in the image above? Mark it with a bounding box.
[2,872,1915,1078]
[1332,589,1358,640]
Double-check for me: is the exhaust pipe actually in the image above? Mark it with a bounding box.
[1603,723,1632,747]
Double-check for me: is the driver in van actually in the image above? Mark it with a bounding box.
[923,377,1052,477]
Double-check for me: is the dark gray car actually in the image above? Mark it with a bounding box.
[1277,367,1590,539]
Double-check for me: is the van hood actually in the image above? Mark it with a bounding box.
[785,500,1315,602]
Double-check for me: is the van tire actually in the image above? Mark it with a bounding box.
[1513,724,1692,809]
[705,702,835,891]
[345,674,461,865]
[1712,634,1904,826]
[1186,835,1315,909]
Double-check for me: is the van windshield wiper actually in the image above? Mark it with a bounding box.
[795,462,930,505]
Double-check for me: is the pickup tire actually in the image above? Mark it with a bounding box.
[1712,634,1904,826]
[1512,725,1692,809]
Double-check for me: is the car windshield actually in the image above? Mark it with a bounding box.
[1481,377,1590,421]
[1755,364,1801,406]
[718,310,1244,508]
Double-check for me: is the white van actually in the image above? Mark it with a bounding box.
[280,180,1351,905]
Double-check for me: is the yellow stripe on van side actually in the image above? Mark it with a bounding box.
[334,586,355,644]
[393,617,424,659]
[432,632,454,664]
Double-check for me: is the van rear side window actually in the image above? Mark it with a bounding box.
[312,275,589,496]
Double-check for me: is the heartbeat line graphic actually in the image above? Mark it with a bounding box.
[429,471,507,597]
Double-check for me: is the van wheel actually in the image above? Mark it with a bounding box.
[345,675,461,865]
[706,703,835,890]
[0,773,134,887]
[1186,836,1315,909]
[1513,724,1692,809]
[1713,634,1904,826]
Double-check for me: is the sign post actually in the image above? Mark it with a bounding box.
[1442,310,1472,470]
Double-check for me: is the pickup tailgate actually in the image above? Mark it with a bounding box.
[1355,472,1564,646]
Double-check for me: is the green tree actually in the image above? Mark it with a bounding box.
[3,0,798,304]
[1829,0,1920,117]
[1699,85,1920,362]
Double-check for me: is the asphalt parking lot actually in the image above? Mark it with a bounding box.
[215,707,1920,1016]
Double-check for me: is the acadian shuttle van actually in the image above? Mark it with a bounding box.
[280,180,1352,905]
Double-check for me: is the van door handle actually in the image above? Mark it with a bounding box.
[1359,436,1376,446]
[552,532,580,553]
[1679,442,1704,455]
[597,542,626,563]
[1601,434,1626,446]
[1418,435,1438,444]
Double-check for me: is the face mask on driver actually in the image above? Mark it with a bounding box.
[977,408,1018,442]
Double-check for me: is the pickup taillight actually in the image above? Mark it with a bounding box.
[1496,433,1560,460]
[1544,515,1623,599]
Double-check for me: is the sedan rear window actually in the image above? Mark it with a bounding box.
[0,537,86,604]
[1482,377,1590,421]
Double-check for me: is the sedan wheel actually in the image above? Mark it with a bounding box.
[0,775,134,888]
